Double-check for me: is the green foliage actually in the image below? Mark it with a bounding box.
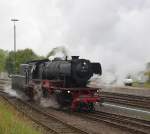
[5,48,44,74]
[15,49,39,72]
[133,81,150,88]
[146,62,150,70]
[0,49,8,72]
[144,62,150,83]
[5,51,15,74]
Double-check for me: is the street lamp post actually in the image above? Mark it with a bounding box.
[11,19,19,74]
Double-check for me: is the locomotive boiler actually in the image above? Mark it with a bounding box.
[12,56,102,111]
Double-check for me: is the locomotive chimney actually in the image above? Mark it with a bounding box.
[72,56,79,60]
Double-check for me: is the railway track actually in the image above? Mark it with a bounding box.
[0,78,10,82]
[1,79,150,133]
[0,91,89,134]
[101,91,150,109]
[1,79,149,109]
[0,79,10,90]
[72,111,150,134]
[0,79,10,84]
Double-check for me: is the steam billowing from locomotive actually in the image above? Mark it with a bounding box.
[46,46,68,59]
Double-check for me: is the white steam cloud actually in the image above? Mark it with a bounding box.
[0,0,150,84]
[40,96,60,108]
[4,85,22,99]
[57,0,150,85]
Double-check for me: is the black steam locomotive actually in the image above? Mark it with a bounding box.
[12,56,102,111]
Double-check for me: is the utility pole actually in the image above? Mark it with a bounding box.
[11,18,19,74]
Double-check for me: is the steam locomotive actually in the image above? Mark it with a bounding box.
[12,56,102,111]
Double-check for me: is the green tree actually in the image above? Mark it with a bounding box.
[0,49,8,72]
[5,51,15,74]
[144,62,150,83]
[5,48,43,74]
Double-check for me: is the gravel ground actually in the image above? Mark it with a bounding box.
[99,85,150,97]
[95,103,150,121]
[40,106,133,134]
[1,81,148,134]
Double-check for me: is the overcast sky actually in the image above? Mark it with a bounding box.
[1,0,150,82]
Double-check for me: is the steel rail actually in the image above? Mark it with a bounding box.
[1,79,150,133]
[72,111,150,134]
[0,91,89,134]
[101,91,150,109]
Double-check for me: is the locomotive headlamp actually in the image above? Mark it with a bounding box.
[67,90,70,93]
[83,62,86,65]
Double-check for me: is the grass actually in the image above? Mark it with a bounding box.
[0,97,43,134]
